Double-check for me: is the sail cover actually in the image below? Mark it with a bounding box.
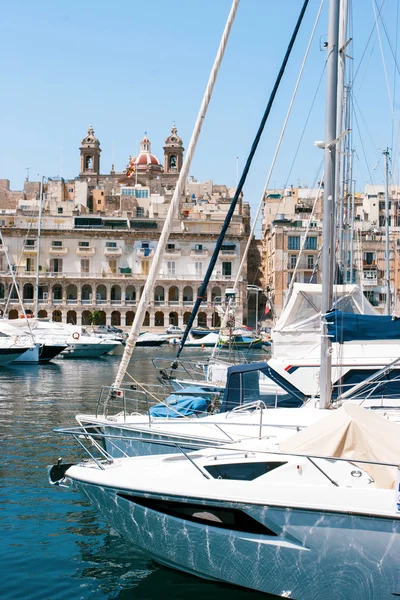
[326,310,400,343]
[280,403,399,489]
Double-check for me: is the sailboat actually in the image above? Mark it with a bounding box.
[49,3,400,598]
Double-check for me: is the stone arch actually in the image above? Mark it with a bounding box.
[38,310,47,318]
[183,286,193,303]
[9,309,18,319]
[0,283,4,299]
[155,311,164,326]
[211,286,222,303]
[168,286,179,304]
[52,284,62,300]
[52,309,62,323]
[66,284,77,301]
[197,287,207,303]
[9,284,19,299]
[154,285,165,304]
[82,310,92,325]
[125,285,136,303]
[143,311,150,326]
[198,312,207,327]
[96,284,107,302]
[169,311,178,326]
[183,311,191,325]
[111,311,121,326]
[139,285,144,299]
[212,313,221,327]
[97,310,106,325]
[67,310,77,324]
[126,311,135,326]
[111,285,121,302]
[23,283,34,300]
[81,284,92,302]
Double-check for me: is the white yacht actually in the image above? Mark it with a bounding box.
[0,320,67,363]
[0,333,34,366]
[9,319,121,358]
[51,404,400,600]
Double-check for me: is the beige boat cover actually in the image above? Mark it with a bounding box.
[280,403,400,489]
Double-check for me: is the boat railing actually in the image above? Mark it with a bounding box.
[50,425,400,488]
[96,385,170,421]
[152,356,207,382]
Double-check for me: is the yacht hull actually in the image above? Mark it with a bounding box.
[0,347,32,366]
[74,482,400,600]
[61,343,117,358]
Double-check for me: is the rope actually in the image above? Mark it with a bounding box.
[211,0,324,359]
[112,0,240,391]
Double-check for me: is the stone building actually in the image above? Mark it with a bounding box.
[0,125,251,328]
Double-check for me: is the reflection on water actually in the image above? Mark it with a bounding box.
[0,347,271,599]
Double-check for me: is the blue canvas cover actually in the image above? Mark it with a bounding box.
[326,310,400,343]
[149,394,209,418]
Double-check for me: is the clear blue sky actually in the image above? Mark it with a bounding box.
[1,0,399,223]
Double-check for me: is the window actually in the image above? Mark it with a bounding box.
[25,239,35,247]
[58,207,63,214]
[195,262,203,277]
[307,255,314,269]
[379,293,387,303]
[135,189,149,199]
[167,243,175,250]
[68,187,74,193]
[141,260,150,275]
[222,262,232,277]
[50,258,63,273]
[141,242,149,249]
[221,243,236,251]
[79,241,90,247]
[167,261,176,275]
[26,257,35,272]
[288,236,300,250]
[109,259,118,274]
[106,242,117,248]
[97,199,101,205]
[364,252,376,265]
[290,255,297,269]
[81,259,90,273]
[136,207,144,218]
[52,241,62,247]
[304,236,317,250]
[195,244,203,251]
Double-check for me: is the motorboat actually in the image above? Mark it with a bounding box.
[0,333,35,366]
[0,320,67,363]
[171,332,220,348]
[51,404,400,600]
[8,319,121,358]
[136,332,168,347]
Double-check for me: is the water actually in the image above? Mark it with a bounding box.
[0,348,270,600]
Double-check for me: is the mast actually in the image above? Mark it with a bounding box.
[319,0,340,409]
[383,147,391,315]
[336,0,348,279]
[34,176,44,318]
[112,0,240,391]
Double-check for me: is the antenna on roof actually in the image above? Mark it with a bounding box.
[25,167,31,181]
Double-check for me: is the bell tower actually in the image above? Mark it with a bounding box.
[163,125,184,173]
[80,125,101,176]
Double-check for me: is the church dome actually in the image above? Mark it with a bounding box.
[131,134,162,169]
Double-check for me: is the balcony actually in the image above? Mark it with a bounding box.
[76,246,96,256]
[220,250,237,257]
[165,248,182,256]
[190,249,209,257]
[49,246,69,255]
[363,260,376,268]
[23,245,37,255]
[362,272,378,286]
[104,247,123,257]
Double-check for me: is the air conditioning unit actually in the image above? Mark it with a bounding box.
[43,292,48,300]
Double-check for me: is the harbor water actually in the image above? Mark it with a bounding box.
[1,347,273,600]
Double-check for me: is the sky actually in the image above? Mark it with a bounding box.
[1,0,400,231]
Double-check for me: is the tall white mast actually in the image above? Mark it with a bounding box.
[112,0,240,390]
[383,147,391,315]
[319,0,340,409]
[34,176,44,318]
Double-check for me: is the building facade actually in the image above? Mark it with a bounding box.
[0,126,251,327]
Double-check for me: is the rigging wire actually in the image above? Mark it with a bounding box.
[209,0,325,358]
[174,0,311,364]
